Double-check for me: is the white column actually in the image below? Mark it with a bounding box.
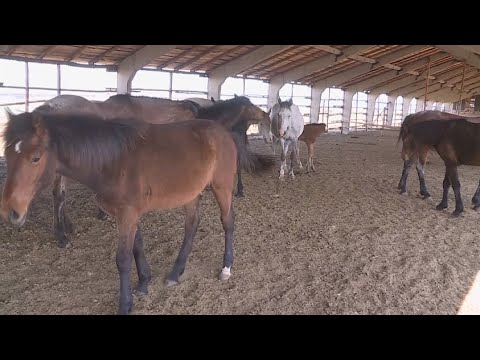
[386,95,395,126]
[117,45,176,94]
[366,93,377,130]
[402,97,412,120]
[267,79,284,109]
[341,90,355,134]
[309,85,326,123]
[207,75,225,100]
[415,99,425,112]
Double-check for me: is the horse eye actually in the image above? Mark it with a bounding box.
[32,154,41,164]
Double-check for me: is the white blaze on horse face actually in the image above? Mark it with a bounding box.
[277,108,291,137]
[14,140,22,154]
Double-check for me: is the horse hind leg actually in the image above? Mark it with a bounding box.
[416,145,431,199]
[96,207,108,220]
[306,142,314,173]
[53,174,73,248]
[165,195,202,287]
[211,182,235,282]
[471,180,480,209]
[235,167,244,198]
[115,207,140,315]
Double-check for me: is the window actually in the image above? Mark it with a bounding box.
[319,87,344,132]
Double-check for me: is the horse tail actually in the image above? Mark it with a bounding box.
[230,132,276,174]
[397,114,412,146]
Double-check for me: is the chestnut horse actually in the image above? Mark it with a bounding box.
[0,111,274,314]
[400,115,480,216]
[298,123,327,172]
[397,110,480,209]
[30,94,199,247]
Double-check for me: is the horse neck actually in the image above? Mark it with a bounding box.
[202,106,245,129]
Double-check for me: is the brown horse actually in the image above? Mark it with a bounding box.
[400,116,480,216]
[397,110,480,208]
[298,123,327,172]
[0,110,274,314]
[194,95,273,197]
[31,94,199,247]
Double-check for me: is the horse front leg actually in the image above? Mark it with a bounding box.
[52,174,73,248]
[436,169,451,211]
[471,180,480,210]
[448,166,464,217]
[115,207,140,315]
[132,226,151,296]
[279,139,290,180]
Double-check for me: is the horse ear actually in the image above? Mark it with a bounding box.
[210,97,215,102]
[234,94,238,98]
[267,108,271,116]
[277,97,282,105]
[288,98,293,107]
[4,107,15,120]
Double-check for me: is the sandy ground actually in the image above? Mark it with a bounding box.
[1,130,480,315]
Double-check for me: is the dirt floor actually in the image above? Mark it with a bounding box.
[1,129,480,315]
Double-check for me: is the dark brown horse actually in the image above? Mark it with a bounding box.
[400,115,480,216]
[30,94,199,247]
[397,110,480,208]
[0,110,274,314]
[193,95,273,197]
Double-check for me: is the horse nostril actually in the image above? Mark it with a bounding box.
[9,209,19,222]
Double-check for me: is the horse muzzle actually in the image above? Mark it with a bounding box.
[7,208,26,227]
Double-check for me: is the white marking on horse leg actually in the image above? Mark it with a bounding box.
[279,161,286,179]
[14,140,22,154]
[219,266,232,281]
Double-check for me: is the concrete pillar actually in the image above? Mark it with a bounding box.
[415,99,425,112]
[386,95,395,126]
[341,90,354,134]
[267,79,284,109]
[402,97,412,121]
[117,71,133,94]
[366,93,377,130]
[309,85,326,123]
[207,75,225,100]
[117,45,176,94]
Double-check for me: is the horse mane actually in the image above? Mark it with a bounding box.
[3,112,147,172]
[197,95,252,125]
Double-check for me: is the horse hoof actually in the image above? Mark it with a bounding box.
[235,192,245,198]
[422,194,431,201]
[96,210,108,221]
[436,204,447,211]
[219,267,232,281]
[400,191,408,196]
[56,234,71,249]
[452,210,464,217]
[133,286,149,297]
[165,279,179,288]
